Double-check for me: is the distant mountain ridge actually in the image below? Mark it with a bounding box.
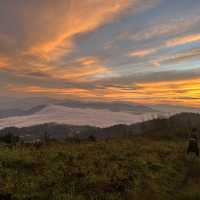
[1,112,200,141]
[0,98,199,130]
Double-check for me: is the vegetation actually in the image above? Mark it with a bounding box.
[0,135,199,200]
[0,133,20,145]
[1,113,200,141]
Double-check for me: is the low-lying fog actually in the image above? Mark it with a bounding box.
[0,105,157,129]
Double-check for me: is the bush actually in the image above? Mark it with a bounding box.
[0,133,19,145]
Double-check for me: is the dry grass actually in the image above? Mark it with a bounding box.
[0,136,199,200]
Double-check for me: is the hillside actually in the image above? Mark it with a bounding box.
[0,113,200,199]
[0,136,199,200]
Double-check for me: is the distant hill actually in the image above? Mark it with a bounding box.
[0,123,98,141]
[1,112,200,141]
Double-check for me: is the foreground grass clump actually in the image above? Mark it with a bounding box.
[0,136,199,200]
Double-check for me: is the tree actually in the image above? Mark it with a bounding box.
[0,133,20,145]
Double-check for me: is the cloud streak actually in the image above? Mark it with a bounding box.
[129,47,158,57]
[0,55,9,69]
[1,0,200,107]
[28,0,135,59]
[166,33,200,47]
[7,76,200,107]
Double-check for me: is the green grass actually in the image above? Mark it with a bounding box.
[0,136,199,200]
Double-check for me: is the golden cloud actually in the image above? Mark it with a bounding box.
[0,0,159,82]
[2,0,200,108]
[28,0,135,60]
[99,78,200,107]
[4,56,113,82]
[166,33,200,47]
[129,47,158,57]
[43,56,112,82]
[51,65,111,82]
[7,85,96,99]
[0,1,141,83]
[0,56,9,69]
[7,78,200,107]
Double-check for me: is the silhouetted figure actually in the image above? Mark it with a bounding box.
[187,128,199,157]
[88,135,96,142]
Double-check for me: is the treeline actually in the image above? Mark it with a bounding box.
[0,112,200,144]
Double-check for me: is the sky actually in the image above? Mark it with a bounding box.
[0,0,200,107]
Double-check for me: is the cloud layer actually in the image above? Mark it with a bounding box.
[1,0,200,107]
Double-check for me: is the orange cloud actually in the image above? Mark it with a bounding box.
[129,47,158,57]
[2,56,113,82]
[2,0,200,109]
[56,57,115,81]
[166,33,200,47]
[7,78,200,107]
[0,0,160,87]
[130,79,200,106]
[39,57,112,82]
[7,85,96,99]
[92,78,200,107]
[0,56,9,69]
[29,0,134,60]
[76,57,97,66]
[52,65,111,82]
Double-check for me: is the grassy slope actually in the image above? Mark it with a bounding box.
[0,137,200,200]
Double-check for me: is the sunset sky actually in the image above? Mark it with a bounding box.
[1,0,200,107]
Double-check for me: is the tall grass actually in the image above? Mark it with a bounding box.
[0,137,199,200]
